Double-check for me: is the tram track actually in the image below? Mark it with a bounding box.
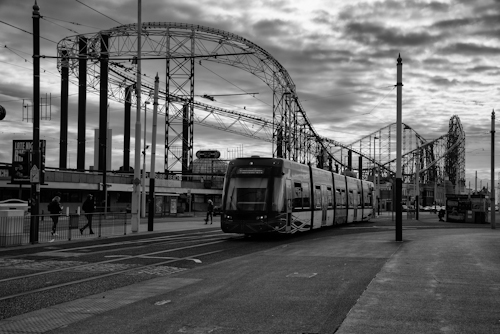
[0,231,253,320]
[0,248,224,302]
[30,231,233,258]
[0,238,230,287]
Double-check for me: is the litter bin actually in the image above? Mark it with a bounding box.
[0,210,25,247]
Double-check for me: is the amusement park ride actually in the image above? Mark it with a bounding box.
[53,22,465,192]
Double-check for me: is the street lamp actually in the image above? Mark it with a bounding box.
[141,101,150,218]
[373,136,379,216]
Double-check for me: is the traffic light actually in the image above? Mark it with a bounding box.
[40,148,45,184]
[18,150,31,179]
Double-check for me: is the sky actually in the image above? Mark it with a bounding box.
[0,0,499,191]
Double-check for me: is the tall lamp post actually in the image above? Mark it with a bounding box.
[373,136,379,216]
[141,101,150,218]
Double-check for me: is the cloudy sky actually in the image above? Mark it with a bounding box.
[0,0,499,190]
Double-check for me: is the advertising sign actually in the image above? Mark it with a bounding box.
[11,140,46,184]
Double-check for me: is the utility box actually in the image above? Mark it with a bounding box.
[0,210,25,247]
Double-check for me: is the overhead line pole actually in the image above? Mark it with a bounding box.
[396,54,403,242]
[30,1,40,244]
[491,110,496,229]
[131,0,142,232]
[148,74,159,231]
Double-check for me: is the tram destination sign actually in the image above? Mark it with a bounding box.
[237,167,265,175]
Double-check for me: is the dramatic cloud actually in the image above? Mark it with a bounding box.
[0,0,499,188]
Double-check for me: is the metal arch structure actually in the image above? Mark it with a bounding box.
[56,22,326,173]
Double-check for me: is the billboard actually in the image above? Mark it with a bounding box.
[11,140,46,184]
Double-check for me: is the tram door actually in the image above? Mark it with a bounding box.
[321,185,327,226]
[285,179,292,232]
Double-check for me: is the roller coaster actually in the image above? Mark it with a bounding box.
[56,22,465,191]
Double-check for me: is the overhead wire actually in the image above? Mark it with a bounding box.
[41,16,80,34]
[75,0,123,26]
[41,15,102,30]
[361,86,396,115]
[198,61,272,108]
[0,20,57,44]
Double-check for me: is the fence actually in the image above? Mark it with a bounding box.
[0,212,129,247]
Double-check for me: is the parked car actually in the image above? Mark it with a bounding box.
[213,206,222,216]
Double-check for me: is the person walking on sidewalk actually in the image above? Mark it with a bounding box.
[80,194,96,235]
[205,199,214,224]
[48,194,63,236]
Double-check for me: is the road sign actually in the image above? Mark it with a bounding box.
[30,165,39,183]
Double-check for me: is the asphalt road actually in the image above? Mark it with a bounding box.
[1,212,497,334]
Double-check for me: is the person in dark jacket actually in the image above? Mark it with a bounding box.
[48,195,63,236]
[205,199,214,224]
[80,194,96,235]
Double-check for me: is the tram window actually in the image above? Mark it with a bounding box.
[293,182,302,208]
[225,178,268,211]
[314,185,321,209]
[358,192,362,208]
[327,187,333,208]
[273,177,285,212]
[302,183,310,208]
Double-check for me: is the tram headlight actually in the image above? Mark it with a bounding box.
[256,215,267,221]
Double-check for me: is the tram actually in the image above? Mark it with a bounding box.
[221,157,374,234]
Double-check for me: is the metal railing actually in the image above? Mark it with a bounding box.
[0,212,129,247]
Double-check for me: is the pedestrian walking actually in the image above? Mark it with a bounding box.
[48,194,63,236]
[438,207,446,222]
[205,199,214,224]
[80,194,96,235]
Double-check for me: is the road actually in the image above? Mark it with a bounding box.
[0,212,493,333]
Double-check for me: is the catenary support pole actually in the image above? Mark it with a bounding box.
[396,54,403,241]
[416,151,420,220]
[148,74,159,231]
[30,0,40,244]
[491,110,496,229]
[98,34,109,212]
[141,101,149,217]
[131,0,142,232]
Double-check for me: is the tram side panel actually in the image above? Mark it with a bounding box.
[346,177,359,223]
[361,180,374,221]
[285,160,313,233]
[333,173,347,225]
[310,167,335,229]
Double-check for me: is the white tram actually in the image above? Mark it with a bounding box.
[221,157,374,234]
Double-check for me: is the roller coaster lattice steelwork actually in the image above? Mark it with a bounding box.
[56,22,465,190]
[56,22,327,172]
[340,115,465,190]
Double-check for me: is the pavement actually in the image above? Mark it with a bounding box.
[1,212,500,333]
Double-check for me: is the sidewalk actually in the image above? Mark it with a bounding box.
[336,215,500,333]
